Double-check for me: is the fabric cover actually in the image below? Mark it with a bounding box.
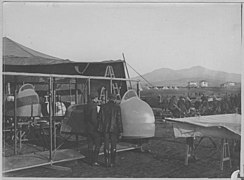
[166,114,241,139]
[60,104,87,134]
[5,84,41,117]
[120,90,155,138]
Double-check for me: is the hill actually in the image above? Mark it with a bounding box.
[133,66,241,87]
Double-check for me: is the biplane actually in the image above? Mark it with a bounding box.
[2,37,155,172]
[2,37,243,178]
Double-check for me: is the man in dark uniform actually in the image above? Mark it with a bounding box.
[98,94,123,167]
[177,96,187,117]
[169,96,181,118]
[84,94,102,166]
[161,96,169,111]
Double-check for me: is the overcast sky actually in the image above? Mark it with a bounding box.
[3,2,242,77]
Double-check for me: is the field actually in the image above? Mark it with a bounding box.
[140,87,241,108]
[2,87,241,178]
[3,121,240,178]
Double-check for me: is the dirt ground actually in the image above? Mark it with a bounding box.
[3,121,241,178]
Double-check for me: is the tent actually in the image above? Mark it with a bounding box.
[3,37,127,78]
[3,37,129,102]
[2,37,140,173]
[3,37,70,65]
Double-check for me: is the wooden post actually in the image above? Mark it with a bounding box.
[136,82,140,98]
[87,78,91,100]
[54,122,56,151]
[185,144,190,166]
[240,4,244,177]
[7,82,11,94]
[69,82,72,103]
[53,78,56,151]
[53,78,56,116]
[14,87,18,155]
[49,77,53,162]
[75,78,79,104]
[122,53,132,89]
[220,138,232,171]
[110,78,113,95]
[185,137,195,166]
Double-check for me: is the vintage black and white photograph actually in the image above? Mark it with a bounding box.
[2,1,243,178]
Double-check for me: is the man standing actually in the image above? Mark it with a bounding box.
[169,96,181,118]
[161,96,169,111]
[98,94,123,167]
[177,96,187,117]
[85,94,102,166]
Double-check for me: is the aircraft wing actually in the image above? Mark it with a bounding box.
[165,114,241,139]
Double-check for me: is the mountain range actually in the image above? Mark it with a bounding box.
[133,66,241,87]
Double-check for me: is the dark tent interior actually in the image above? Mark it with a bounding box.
[3,37,129,105]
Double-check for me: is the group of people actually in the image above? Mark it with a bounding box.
[84,93,123,168]
[160,93,241,118]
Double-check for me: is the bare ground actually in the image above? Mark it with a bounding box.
[3,121,240,178]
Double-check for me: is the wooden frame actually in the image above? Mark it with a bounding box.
[2,71,140,172]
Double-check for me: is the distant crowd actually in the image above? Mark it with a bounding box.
[159,93,241,118]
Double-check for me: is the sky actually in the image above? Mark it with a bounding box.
[2,2,242,77]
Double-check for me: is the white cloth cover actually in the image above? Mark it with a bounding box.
[16,84,41,117]
[120,90,155,138]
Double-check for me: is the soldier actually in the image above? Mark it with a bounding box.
[199,95,210,115]
[98,94,123,167]
[162,96,169,111]
[194,97,201,114]
[237,93,241,114]
[84,94,102,166]
[201,94,208,102]
[177,96,187,117]
[221,96,230,114]
[169,96,181,118]
[185,97,192,113]
[234,93,241,114]
[212,96,221,115]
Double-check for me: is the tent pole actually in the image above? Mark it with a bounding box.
[240,3,244,178]
[53,78,57,150]
[75,78,78,104]
[122,53,132,89]
[53,78,56,116]
[110,79,113,95]
[69,82,72,103]
[14,83,17,155]
[76,78,82,147]
[49,76,53,162]
[87,78,91,102]
[53,78,57,151]
[136,81,140,98]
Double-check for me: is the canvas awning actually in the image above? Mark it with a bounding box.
[3,37,126,78]
[2,37,130,102]
[3,37,70,65]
